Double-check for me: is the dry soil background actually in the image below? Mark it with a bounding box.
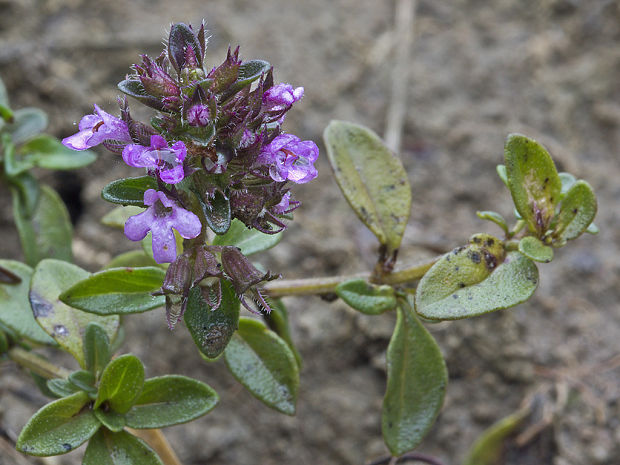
[1,1,619,464]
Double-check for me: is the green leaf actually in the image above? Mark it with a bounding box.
[552,180,597,244]
[496,164,508,187]
[559,172,577,198]
[185,282,240,359]
[382,297,447,456]
[0,330,9,353]
[224,318,299,415]
[323,120,411,253]
[336,279,397,315]
[19,134,97,170]
[4,134,34,176]
[84,323,111,377]
[105,250,158,269]
[95,354,145,413]
[68,370,97,394]
[0,259,55,344]
[30,259,119,367]
[12,184,73,266]
[264,299,302,368]
[30,371,59,398]
[7,108,48,145]
[125,375,218,429]
[16,391,100,456]
[93,409,126,432]
[117,79,167,112]
[200,189,231,235]
[102,205,145,229]
[222,60,271,98]
[83,429,163,465]
[504,134,561,236]
[586,222,599,235]
[416,251,539,320]
[463,406,530,465]
[47,378,81,398]
[8,171,39,217]
[59,267,166,315]
[518,236,553,263]
[476,211,509,235]
[212,218,282,255]
[101,176,158,206]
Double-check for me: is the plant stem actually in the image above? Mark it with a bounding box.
[263,258,438,298]
[7,347,183,465]
[7,347,70,379]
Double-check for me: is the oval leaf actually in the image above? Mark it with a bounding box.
[60,267,166,315]
[336,278,397,315]
[84,323,111,377]
[0,260,54,344]
[416,251,539,320]
[185,282,240,359]
[201,189,231,234]
[7,108,48,145]
[552,180,597,244]
[102,176,158,206]
[93,409,126,432]
[16,391,100,456]
[518,236,553,263]
[212,218,282,255]
[13,185,73,266]
[20,134,97,170]
[504,134,561,236]
[30,259,119,367]
[323,120,411,252]
[476,211,509,235]
[224,318,299,415]
[83,429,163,465]
[117,79,166,112]
[125,375,218,429]
[264,299,302,368]
[95,354,145,413]
[382,297,447,456]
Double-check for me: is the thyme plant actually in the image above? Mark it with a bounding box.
[0,22,598,465]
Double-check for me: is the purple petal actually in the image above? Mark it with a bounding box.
[62,130,95,150]
[122,144,151,168]
[143,189,160,206]
[150,223,177,263]
[170,207,201,239]
[78,114,100,131]
[170,141,187,162]
[159,164,185,184]
[124,209,154,241]
[150,134,168,150]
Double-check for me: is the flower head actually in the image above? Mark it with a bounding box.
[187,104,210,127]
[263,84,304,112]
[258,133,318,184]
[124,189,201,263]
[62,104,131,150]
[122,135,187,184]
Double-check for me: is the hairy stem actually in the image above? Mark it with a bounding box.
[264,258,438,298]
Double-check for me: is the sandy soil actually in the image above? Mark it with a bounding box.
[1,1,619,464]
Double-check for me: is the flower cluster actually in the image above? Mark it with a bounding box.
[63,22,318,268]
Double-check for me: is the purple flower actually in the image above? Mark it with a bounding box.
[258,134,318,184]
[124,189,201,264]
[263,84,304,111]
[62,104,131,150]
[123,135,187,184]
[187,104,210,127]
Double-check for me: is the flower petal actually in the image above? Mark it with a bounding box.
[159,165,185,184]
[170,207,201,239]
[122,144,151,168]
[62,129,94,150]
[124,209,154,241]
[78,114,100,131]
[151,222,177,263]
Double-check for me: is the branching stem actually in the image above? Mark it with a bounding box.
[263,258,438,298]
